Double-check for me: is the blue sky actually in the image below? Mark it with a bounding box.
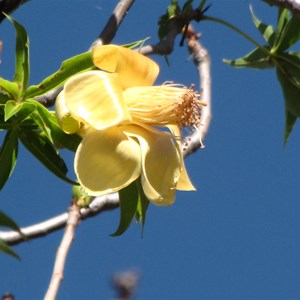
[1,0,300,299]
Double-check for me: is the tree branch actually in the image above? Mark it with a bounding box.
[183,25,211,156]
[92,0,136,47]
[44,204,81,300]
[0,193,119,246]
[262,0,300,16]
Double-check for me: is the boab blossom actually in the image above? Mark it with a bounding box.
[56,45,204,206]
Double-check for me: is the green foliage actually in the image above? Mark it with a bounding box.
[72,185,94,208]
[157,0,197,40]
[0,14,88,193]
[111,180,149,236]
[0,211,22,259]
[223,7,300,142]
[0,129,18,190]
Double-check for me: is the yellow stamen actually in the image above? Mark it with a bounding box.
[123,84,205,128]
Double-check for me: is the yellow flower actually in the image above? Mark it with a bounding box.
[56,45,203,205]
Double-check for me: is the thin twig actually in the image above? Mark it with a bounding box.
[44,204,81,300]
[0,193,119,246]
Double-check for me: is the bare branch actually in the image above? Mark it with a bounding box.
[183,25,211,156]
[0,193,119,246]
[44,204,81,300]
[262,0,300,16]
[92,0,136,47]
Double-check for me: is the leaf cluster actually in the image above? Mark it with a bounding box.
[0,15,94,191]
[224,7,300,143]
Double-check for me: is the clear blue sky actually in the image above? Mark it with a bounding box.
[1,0,300,299]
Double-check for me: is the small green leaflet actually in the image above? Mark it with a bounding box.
[18,128,77,185]
[5,14,30,99]
[26,52,94,98]
[111,181,139,236]
[0,129,18,190]
[0,240,20,259]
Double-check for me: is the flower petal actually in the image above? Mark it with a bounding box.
[55,91,82,134]
[92,45,159,89]
[64,70,131,130]
[75,127,141,196]
[167,125,195,191]
[124,125,181,206]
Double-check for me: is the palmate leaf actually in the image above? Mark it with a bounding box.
[0,129,18,190]
[250,5,275,46]
[26,52,94,98]
[223,47,273,69]
[276,52,300,140]
[111,181,139,236]
[18,128,77,185]
[274,14,300,53]
[5,14,30,99]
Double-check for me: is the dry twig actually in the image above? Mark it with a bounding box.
[44,204,81,300]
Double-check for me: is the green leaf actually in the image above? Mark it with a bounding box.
[16,101,36,123]
[4,100,36,122]
[0,211,20,232]
[4,100,21,121]
[0,239,20,259]
[30,100,81,152]
[0,78,19,100]
[26,51,93,98]
[284,110,297,145]
[250,5,275,46]
[182,0,194,13]
[111,181,139,236]
[223,47,273,69]
[158,14,170,40]
[18,128,77,185]
[197,0,207,12]
[273,9,289,51]
[0,129,18,190]
[167,0,180,18]
[0,92,11,104]
[5,14,30,98]
[135,181,150,236]
[275,15,300,53]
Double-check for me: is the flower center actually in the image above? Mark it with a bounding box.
[123,84,205,129]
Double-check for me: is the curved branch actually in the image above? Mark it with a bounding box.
[92,0,135,47]
[183,25,211,156]
[0,193,119,246]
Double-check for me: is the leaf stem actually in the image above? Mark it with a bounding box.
[203,15,269,54]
